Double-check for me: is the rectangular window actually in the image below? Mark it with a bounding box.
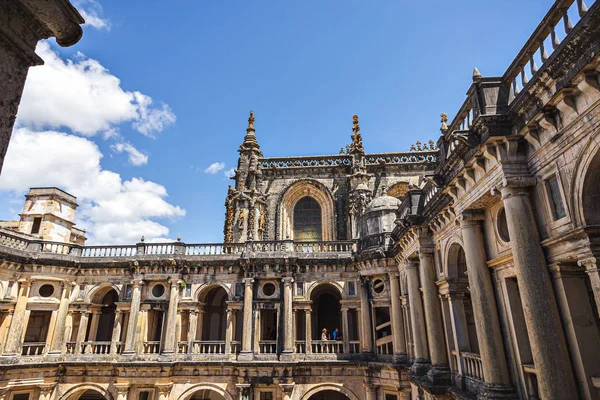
[546,175,566,220]
[13,394,30,400]
[31,217,42,234]
[139,392,150,400]
[260,393,273,400]
[185,284,192,297]
[385,395,397,400]
[296,282,304,296]
[348,281,356,297]
[124,284,133,300]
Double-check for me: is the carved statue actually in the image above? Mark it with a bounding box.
[237,210,245,230]
[441,112,448,130]
[259,208,266,231]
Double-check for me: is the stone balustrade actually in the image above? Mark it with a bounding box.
[462,352,484,382]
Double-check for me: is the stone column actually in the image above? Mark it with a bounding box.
[459,210,513,394]
[48,282,72,354]
[446,293,470,376]
[162,280,180,354]
[578,257,600,319]
[281,277,294,359]
[341,307,350,354]
[75,310,89,354]
[500,179,577,399]
[114,384,129,400]
[405,259,430,374]
[389,273,407,363]
[305,309,312,354]
[89,310,103,342]
[239,278,254,360]
[419,246,449,383]
[3,279,31,356]
[225,308,234,355]
[359,280,373,353]
[364,384,377,400]
[187,310,198,354]
[110,309,123,355]
[123,280,143,355]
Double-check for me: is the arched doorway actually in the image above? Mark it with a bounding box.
[306,390,352,400]
[201,286,228,341]
[96,290,118,341]
[445,243,479,366]
[188,390,226,400]
[311,284,341,341]
[83,288,119,353]
[294,196,322,242]
[77,390,106,400]
[583,150,600,226]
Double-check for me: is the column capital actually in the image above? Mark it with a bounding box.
[114,384,130,394]
[458,210,485,226]
[282,277,294,286]
[170,280,182,288]
[279,383,295,394]
[498,176,537,199]
[133,280,144,287]
[243,278,254,286]
[418,246,435,256]
[38,384,56,395]
[578,256,597,270]
[155,383,173,394]
[363,384,376,393]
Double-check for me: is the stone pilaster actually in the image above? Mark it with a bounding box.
[305,309,312,354]
[75,310,89,355]
[389,273,407,363]
[123,280,143,355]
[155,384,172,400]
[48,281,72,354]
[364,384,377,400]
[162,280,180,354]
[500,178,577,399]
[405,259,430,374]
[3,279,31,356]
[281,277,294,360]
[341,307,350,354]
[578,257,600,319]
[38,384,55,400]
[114,384,130,400]
[459,211,514,398]
[359,279,373,354]
[187,310,198,354]
[239,278,254,360]
[111,309,123,355]
[225,308,234,356]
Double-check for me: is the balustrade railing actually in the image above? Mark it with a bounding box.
[81,341,111,354]
[191,341,226,354]
[293,241,354,253]
[41,241,75,255]
[311,340,344,354]
[349,341,360,354]
[66,342,77,354]
[504,0,594,104]
[259,340,277,354]
[21,342,45,356]
[230,341,240,354]
[450,349,459,373]
[142,341,161,354]
[144,244,175,255]
[462,351,484,381]
[295,341,306,354]
[0,231,28,251]
[250,241,285,252]
[364,151,437,165]
[82,246,137,257]
[185,243,244,255]
[376,341,393,355]
[177,342,188,354]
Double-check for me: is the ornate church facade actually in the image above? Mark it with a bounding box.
[1,1,600,400]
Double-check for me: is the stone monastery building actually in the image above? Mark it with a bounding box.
[2,1,600,400]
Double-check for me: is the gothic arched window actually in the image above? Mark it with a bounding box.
[293,196,322,242]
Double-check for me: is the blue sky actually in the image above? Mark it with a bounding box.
[0,0,553,244]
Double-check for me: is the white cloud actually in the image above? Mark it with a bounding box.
[73,0,111,30]
[111,142,149,166]
[0,128,185,244]
[16,42,176,137]
[205,162,225,174]
[224,168,235,178]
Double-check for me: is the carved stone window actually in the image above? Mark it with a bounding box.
[293,196,322,242]
[38,284,54,298]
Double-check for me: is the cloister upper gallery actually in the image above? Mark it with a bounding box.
[1,0,600,400]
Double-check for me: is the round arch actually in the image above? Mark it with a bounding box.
[60,384,113,400]
[194,283,231,303]
[306,281,344,300]
[87,283,121,304]
[278,179,335,241]
[178,384,234,400]
[301,384,359,400]
[572,133,600,227]
[443,236,466,279]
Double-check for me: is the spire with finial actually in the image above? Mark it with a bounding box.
[472,67,482,81]
[350,114,364,154]
[241,110,259,148]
